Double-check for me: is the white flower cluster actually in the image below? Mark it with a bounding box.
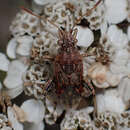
[24,63,50,99]
[61,107,94,130]
[0,0,130,130]
[61,109,130,130]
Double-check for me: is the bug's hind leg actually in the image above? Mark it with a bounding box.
[82,79,97,117]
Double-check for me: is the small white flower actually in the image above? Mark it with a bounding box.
[76,26,94,47]
[96,89,126,114]
[105,0,127,24]
[21,99,45,124]
[95,111,118,130]
[0,53,10,72]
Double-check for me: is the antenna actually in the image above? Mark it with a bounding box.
[21,6,60,30]
[73,0,102,28]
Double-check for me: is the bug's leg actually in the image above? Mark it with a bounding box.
[76,0,102,23]
[43,79,54,94]
[42,55,54,61]
[84,78,97,117]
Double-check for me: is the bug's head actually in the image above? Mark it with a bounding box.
[58,27,78,51]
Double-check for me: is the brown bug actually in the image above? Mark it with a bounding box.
[22,0,102,115]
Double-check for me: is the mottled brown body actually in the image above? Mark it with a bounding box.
[54,29,84,94]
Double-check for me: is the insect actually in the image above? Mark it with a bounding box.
[22,0,102,115]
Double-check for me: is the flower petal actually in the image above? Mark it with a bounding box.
[105,0,127,24]
[107,25,128,49]
[96,89,126,114]
[21,99,45,123]
[7,38,17,59]
[0,53,10,71]
[7,107,23,130]
[16,36,33,56]
[76,26,94,47]
[118,78,130,106]
[4,60,28,89]
[113,49,129,66]
[106,71,121,86]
